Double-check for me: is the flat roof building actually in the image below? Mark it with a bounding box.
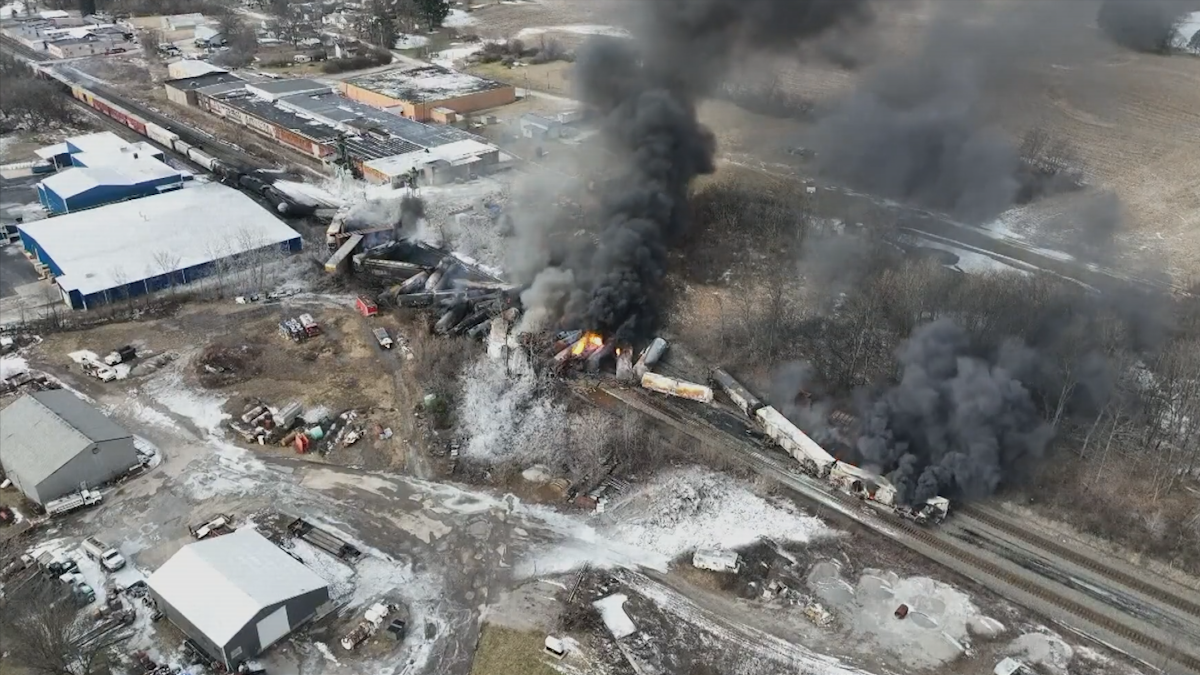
[167,59,226,80]
[0,389,138,505]
[164,71,246,107]
[245,78,332,102]
[362,138,500,186]
[36,159,188,214]
[148,529,330,670]
[340,64,516,121]
[17,182,302,309]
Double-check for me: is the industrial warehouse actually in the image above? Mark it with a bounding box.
[339,64,517,122]
[16,182,302,309]
[169,75,503,183]
[147,529,331,670]
[0,389,138,505]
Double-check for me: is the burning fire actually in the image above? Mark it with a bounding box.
[571,332,604,356]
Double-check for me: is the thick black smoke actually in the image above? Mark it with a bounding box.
[518,0,871,340]
[854,320,1054,505]
[807,1,1137,224]
[1098,0,1190,53]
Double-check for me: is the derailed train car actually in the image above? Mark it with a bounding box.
[712,367,949,524]
[754,405,837,478]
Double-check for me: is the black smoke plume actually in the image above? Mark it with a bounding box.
[517,0,871,340]
[1098,0,1189,53]
[854,320,1054,505]
[807,1,1135,224]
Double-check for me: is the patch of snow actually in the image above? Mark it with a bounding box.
[0,354,28,380]
[68,349,101,364]
[287,538,356,602]
[914,239,1032,276]
[125,401,180,431]
[443,8,477,28]
[133,435,163,468]
[593,594,637,638]
[183,440,268,500]
[1173,11,1200,53]
[429,42,487,68]
[144,367,229,434]
[599,466,828,560]
[1007,631,1075,675]
[314,641,341,665]
[394,34,430,50]
[515,467,830,576]
[515,24,630,40]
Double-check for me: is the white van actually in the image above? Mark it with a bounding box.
[81,537,126,572]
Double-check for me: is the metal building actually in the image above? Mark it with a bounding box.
[148,529,331,670]
[36,161,187,214]
[17,182,303,310]
[0,389,138,505]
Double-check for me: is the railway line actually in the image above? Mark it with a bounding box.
[586,381,1200,674]
[957,504,1200,620]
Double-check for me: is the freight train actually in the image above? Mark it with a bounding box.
[29,63,314,216]
[710,368,950,524]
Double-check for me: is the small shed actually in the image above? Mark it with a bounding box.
[519,113,561,140]
[692,549,740,573]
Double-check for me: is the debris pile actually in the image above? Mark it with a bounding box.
[229,399,305,445]
[196,343,263,387]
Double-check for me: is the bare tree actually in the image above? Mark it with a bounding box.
[151,249,182,296]
[0,584,113,675]
[140,28,163,62]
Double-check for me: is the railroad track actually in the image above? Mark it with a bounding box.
[591,383,1200,674]
[959,505,1200,620]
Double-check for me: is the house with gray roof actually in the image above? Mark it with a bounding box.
[0,389,137,505]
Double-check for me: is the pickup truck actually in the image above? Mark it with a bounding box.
[372,327,394,350]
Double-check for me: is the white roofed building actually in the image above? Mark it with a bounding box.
[147,529,330,670]
[17,182,302,310]
[362,138,499,186]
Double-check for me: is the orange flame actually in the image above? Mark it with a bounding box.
[570,332,604,356]
[616,348,622,356]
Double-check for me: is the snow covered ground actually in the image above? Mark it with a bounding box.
[394,34,431,50]
[514,24,630,40]
[516,466,830,575]
[444,9,477,28]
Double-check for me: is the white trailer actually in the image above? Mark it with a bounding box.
[692,549,740,573]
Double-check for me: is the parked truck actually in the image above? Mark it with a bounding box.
[44,489,103,517]
[372,327,394,350]
[81,536,126,572]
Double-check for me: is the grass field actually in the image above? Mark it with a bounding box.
[466,60,574,96]
[469,625,561,675]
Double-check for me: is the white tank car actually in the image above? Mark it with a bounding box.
[754,406,837,478]
[828,461,898,506]
[711,368,764,417]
